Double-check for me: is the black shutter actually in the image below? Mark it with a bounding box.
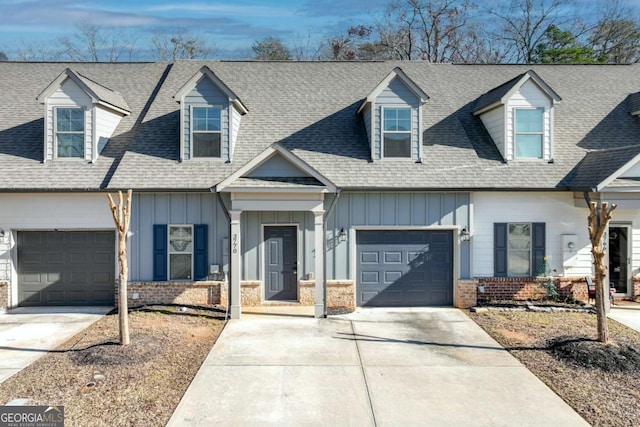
[532,223,546,276]
[193,224,208,281]
[494,223,508,277]
[153,224,168,281]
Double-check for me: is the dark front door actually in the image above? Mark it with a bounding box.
[264,226,298,301]
[609,225,630,294]
[17,230,115,306]
[356,230,453,306]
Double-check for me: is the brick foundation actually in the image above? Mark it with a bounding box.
[633,277,640,301]
[476,276,589,303]
[455,280,477,308]
[119,281,223,307]
[0,281,8,310]
[326,280,355,310]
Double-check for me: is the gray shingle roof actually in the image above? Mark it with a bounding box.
[568,145,640,190]
[2,61,640,192]
[630,92,640,115]
[75,71,131,113]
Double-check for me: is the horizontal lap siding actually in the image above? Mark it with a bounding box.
[326,192,470,281]
[184,78,229,161]
[48,79,93,161]
[473,192,591,277]
[479,106,505,159]
[507,80,552,161]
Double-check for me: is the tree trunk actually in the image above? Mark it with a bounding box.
[588,201,616,344]
[107,190,133,346]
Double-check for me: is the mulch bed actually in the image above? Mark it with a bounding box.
[0,305,226,427]
[468,305,640,427]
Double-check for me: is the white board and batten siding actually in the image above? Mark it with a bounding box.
[506,80,552,161]
[473,192,593,277]
[374,77,420,161]
[46,79,93,161]
[479,106,505,159]
[183,78,229,161]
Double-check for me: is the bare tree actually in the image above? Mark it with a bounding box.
[488,0,584,64]
[589,0,640,63]
[0,52,7,61]
[15,40,59,61]
[377,0,480,62]
[252,36,291,60]
[152,29,214,60]
[107,190,133,346]
[58,22,138,62]
[290,33,325,60]
[587,201,617,344]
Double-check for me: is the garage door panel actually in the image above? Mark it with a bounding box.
[18,231,115,306]
[357,230,453,307]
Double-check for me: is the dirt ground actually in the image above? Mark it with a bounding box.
[468,305,640,427]
[0,305,226,427]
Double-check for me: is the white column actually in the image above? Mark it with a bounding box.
[314,210,325,318]
[229,210,242,319]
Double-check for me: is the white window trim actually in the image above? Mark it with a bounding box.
[190,105,223,160]
[168,224,194,281]
[53,106,86,160]
[380,105,413,159]
[507,222,532,276]
[513,107,544,160]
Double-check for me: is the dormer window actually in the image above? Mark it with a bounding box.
[192,106,222,158]
[514,108,543,159]
[383,107,412,158]
[55,107,85,158]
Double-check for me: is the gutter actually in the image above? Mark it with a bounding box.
[322,189,342,318]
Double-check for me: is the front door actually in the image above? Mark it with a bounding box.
[264,226,298,301]
[609,225,630,294]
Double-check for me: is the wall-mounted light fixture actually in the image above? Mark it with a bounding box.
[567,241,575,250]
[0,228,4,238]
[460,227,470,242]
[338,228,347,243]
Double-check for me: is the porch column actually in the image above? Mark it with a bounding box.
[314,210,325,318]
[230,210,242,319]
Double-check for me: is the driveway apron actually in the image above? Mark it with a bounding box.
[168,307,588,426]
[0,307,110,384]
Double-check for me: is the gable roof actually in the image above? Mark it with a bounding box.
[216,143,336,192]
[173,65,248,114]
[3,61,640,192]
[569,145,640,191]
[357,67,429,114]
[36,68,131,115]
[473,70,562,115]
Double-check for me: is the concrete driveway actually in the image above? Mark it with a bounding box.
[169,308,588,426]
[0,307,111,384]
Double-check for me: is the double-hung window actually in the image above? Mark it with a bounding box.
[169,225,193,280]
[514,108,543,159]
[56,108,84,158]
[383,107,412,158]
[192,106,221,158]
[494,222,546,277]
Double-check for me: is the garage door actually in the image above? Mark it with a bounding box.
[18,231,115,306]
[356,230,453,306]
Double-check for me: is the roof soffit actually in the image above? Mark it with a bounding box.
[173,65,248,114]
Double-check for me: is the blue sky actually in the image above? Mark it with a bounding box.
[0,0,388,59]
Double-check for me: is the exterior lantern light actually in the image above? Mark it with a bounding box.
[338,228,347,243]
[460,227,470,242]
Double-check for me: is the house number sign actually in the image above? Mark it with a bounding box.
[232,233,238,254]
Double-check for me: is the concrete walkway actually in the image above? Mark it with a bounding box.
[608,301,640,333]
[168,307,588,426]
[0,306,111,384]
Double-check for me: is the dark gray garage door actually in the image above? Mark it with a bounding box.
[18,231,115,306]
[356,230,453,306]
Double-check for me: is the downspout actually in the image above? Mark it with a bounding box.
[214,189,232,320]
[322,189,342,318]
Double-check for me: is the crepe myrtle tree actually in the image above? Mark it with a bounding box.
[587,201,617,344]
[107,190,133,346]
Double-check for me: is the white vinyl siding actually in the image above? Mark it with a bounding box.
[94,106,123,159]
[230,106,242,160]
[505,80,552,161]
[473,192,592,277]
[479,105,505,159]
[46,78,92,161]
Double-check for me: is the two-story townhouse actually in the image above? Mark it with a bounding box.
[1,61,640,319]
